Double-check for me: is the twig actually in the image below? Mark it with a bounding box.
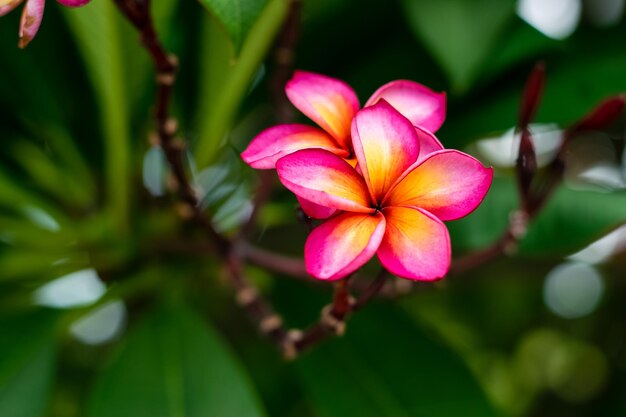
[268,0,301,124]
[292,270,390,355]
[239,241,310,279]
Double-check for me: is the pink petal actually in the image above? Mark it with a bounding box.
[378,206,450,281]
[241,124,346,169]
[56,0,90,6]
[351,100,419,204]
[365,80,446,133]
[0,0,23,16]
[384,150,493,221]
[18,0,44,49]
[276,149,373,213]
[305,211,386,280]
[415,125,444,164]
[286,71,360,150]
[296,195,336,219]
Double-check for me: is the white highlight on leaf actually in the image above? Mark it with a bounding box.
[143,145,167,197]
[517,0,582,39]
[476,124,562,168]
[34,269,105,308]
[70,301,127,345]
[569,225,626,264]
[22,205,60,232]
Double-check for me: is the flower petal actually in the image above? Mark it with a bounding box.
[378,206,450,281]
[56,0,90,6]
[241,124,346,169]
[351,100,419,204]
[18,0,44,48]
[286,71,360,149]
[385,150,493,221]
[305,211,386,280]
[365,80,446,132]
[297,195,336,219]
[415,125,444,163]
[276,149,373,213]
[0,0,23,16]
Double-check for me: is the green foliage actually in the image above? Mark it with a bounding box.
[193,0,289,167]
[197,0,268,52]
[450,177,626,257]
[521,186,626,255]
[296,305,498,417]
[87,305,266,417]
[401,0,515,92]
[62,2,132,230]
[0,310,58,417]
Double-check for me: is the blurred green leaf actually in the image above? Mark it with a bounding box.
[483,21,558,82]
[401,0,515,92]
[521,187,626,255]
[0,169,70,227]
[0,249,89,283]
[295,305,498,417]
[193,0,288,167]
[62,2,131,231]
[0,309,58,417]
[197,0,268,52]
[12,140,93,208]
[87,305,266,417]
[449,176,626,256]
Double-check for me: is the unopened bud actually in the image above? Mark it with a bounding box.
[570,95,626,133]
[516,128,537,203]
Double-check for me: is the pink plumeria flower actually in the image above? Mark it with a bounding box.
[275,101,493,281]
[0,0,90,48]
[241,71,446,218]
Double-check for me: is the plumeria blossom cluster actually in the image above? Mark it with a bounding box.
[242,71,493,281]
[0,0,89,48]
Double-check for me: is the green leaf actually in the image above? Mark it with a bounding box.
[520,187,626,255]
[449,176,626,256]
[12,140,93,208]
[0,310,58,417]
[401,0,515,92]
[193,0,289,167]
[87,305,266,417]
[62,2,131,231]
[0,249,89,283]
[197,0,269,52]
[295,305,498,417]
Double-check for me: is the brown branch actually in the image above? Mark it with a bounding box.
[268,0,301,124]
[239,241,309,279]
[292,270,390,355]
